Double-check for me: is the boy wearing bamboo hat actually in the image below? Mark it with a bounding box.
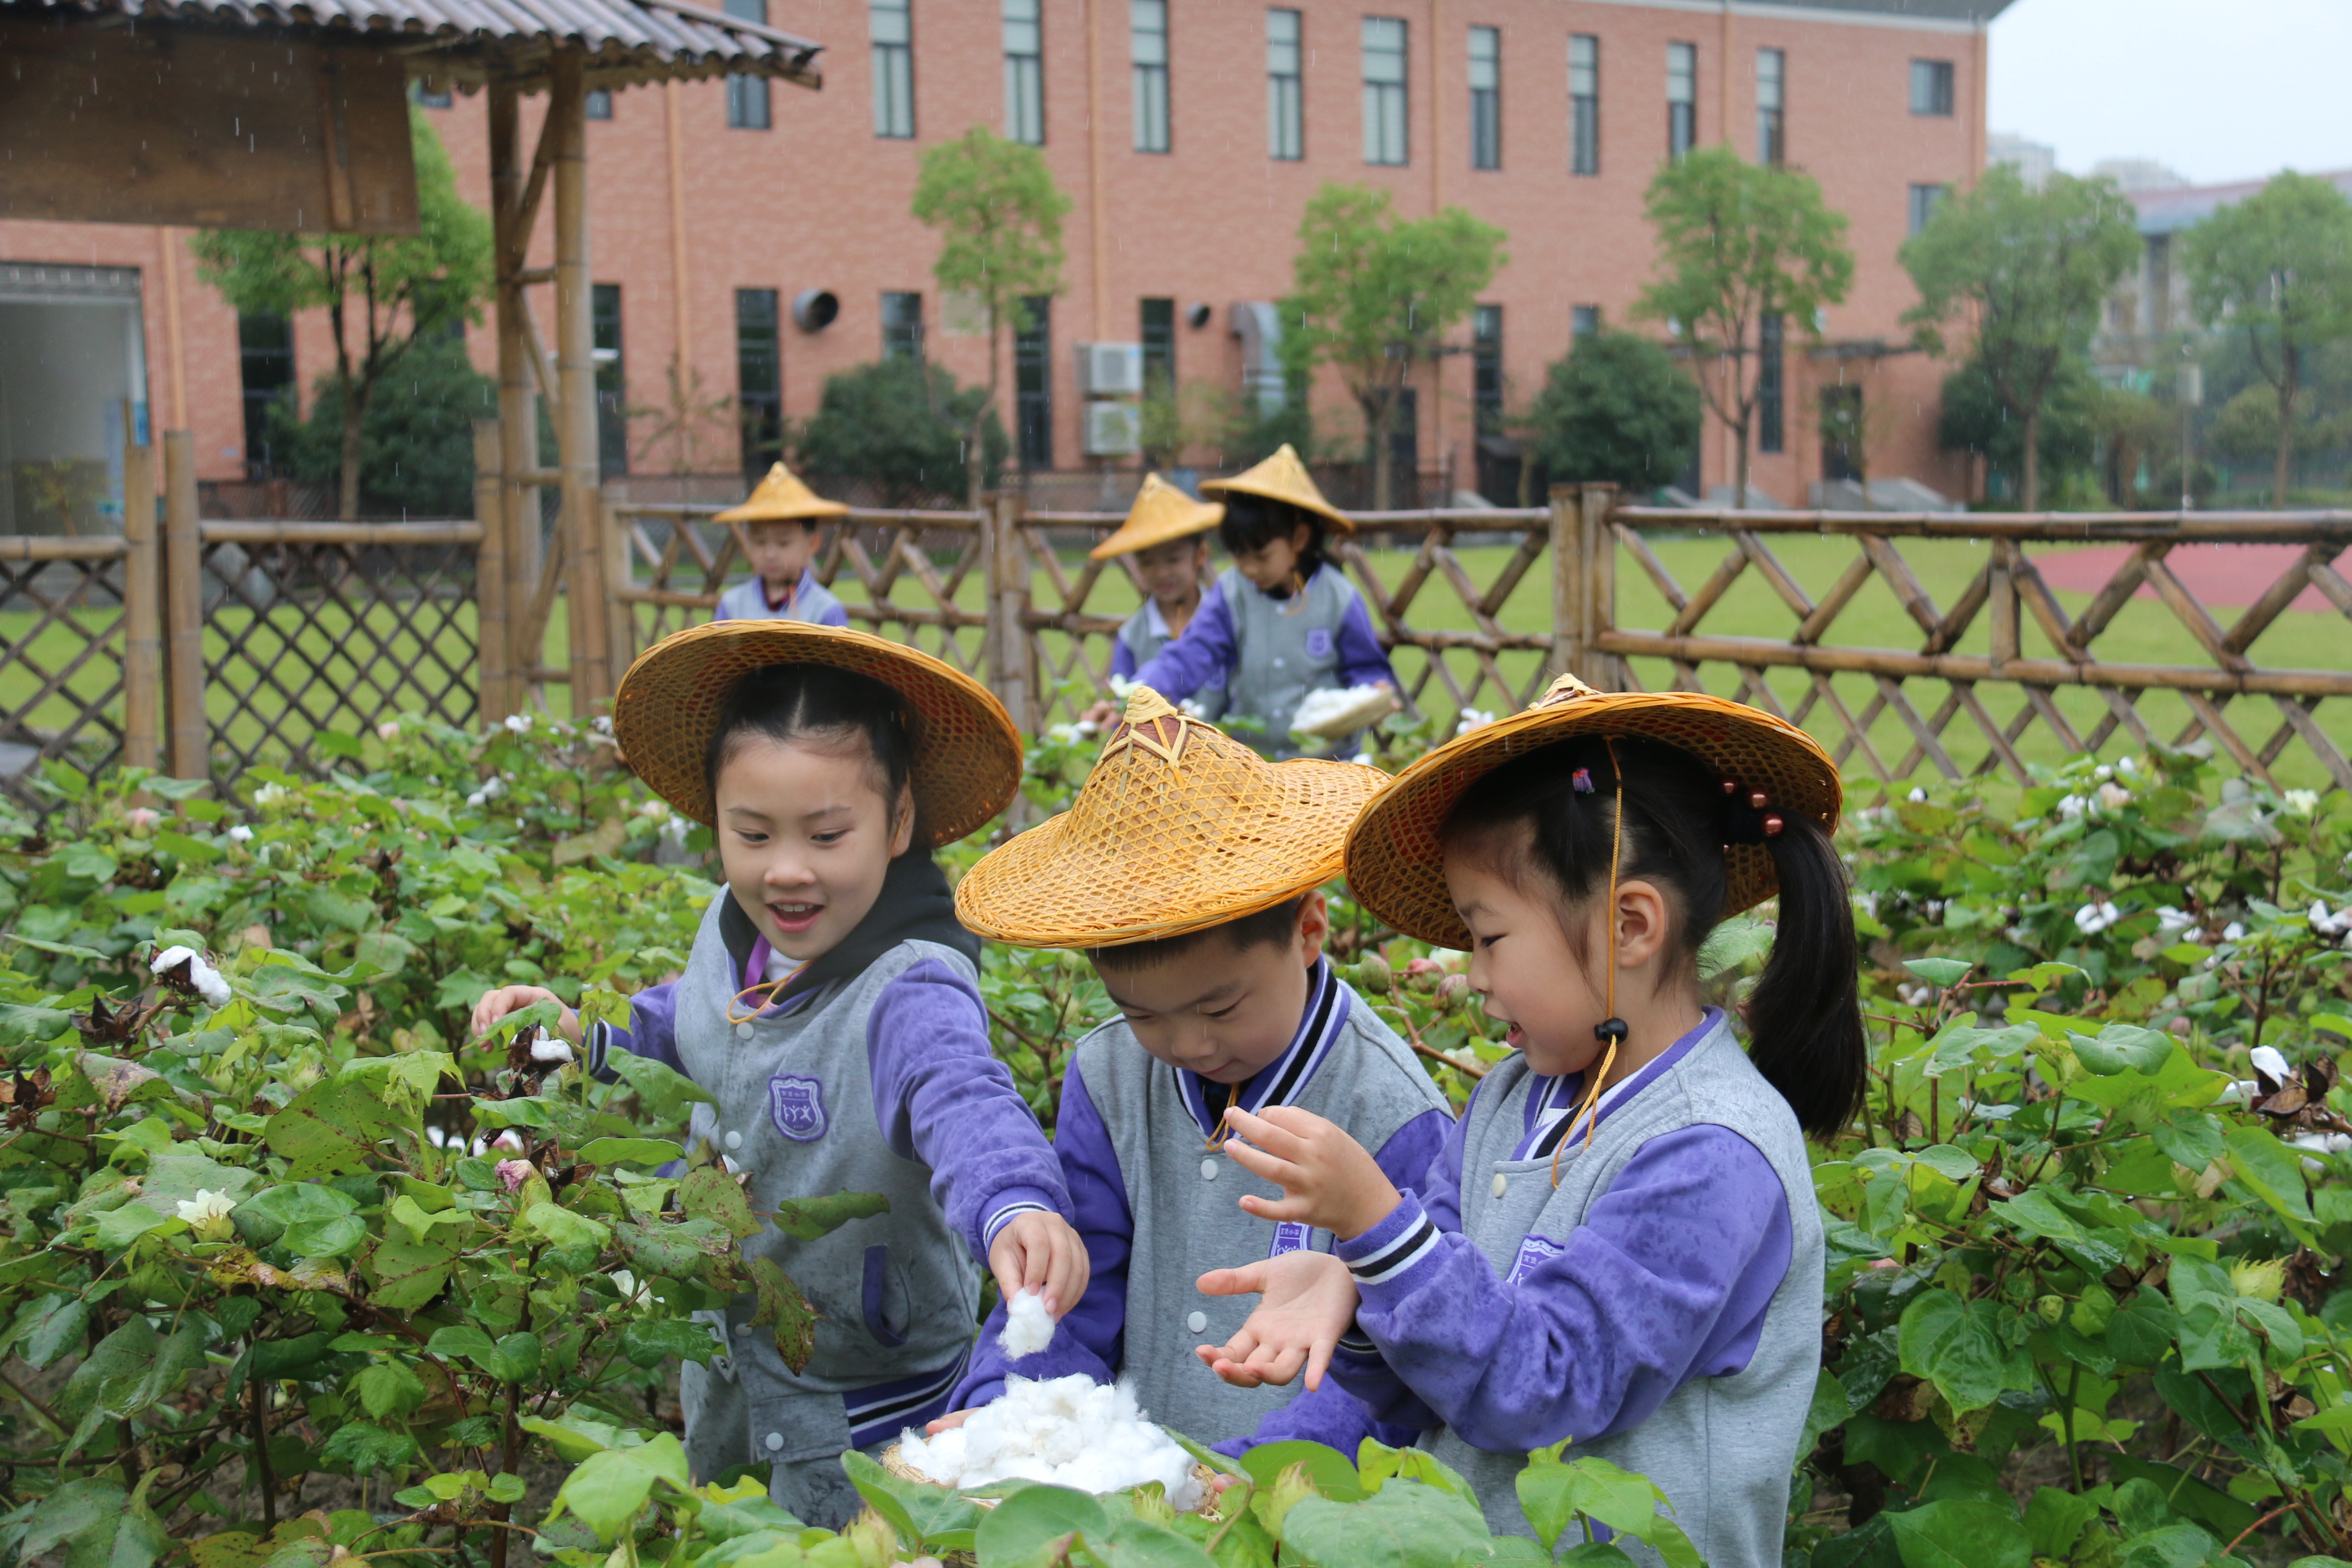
[1095,473,1227,719]
[712,462,852,627]
[937,687,1451,1454]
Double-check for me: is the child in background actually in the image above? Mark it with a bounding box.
[1194,674,1866,1558]
[1090,445,1395,758]
[937,687,1451,1453]
[1095,473,1226,720]
[469,623,1085,1528]
[712,462,851,627]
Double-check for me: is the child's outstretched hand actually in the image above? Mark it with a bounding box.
[1193,1250,1360,1393]
[1219,1105,1402,1242]
[470,985,581,1044]
[988,1211,1090,1321]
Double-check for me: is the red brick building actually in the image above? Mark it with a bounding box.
[0,0,2008,525]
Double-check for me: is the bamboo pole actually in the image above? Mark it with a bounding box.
[0,538,130,562]
[490,81,539,711]
[121,425,160,772]
[1581,483,1620,692]
[474,420,511,725]
[199,522,484,546]
[161,431,204,781]
[1547,484,1581,683]
[601,491,636,677]
[550,47,612,715]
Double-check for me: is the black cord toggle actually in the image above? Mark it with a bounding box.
[1594,1017,1630,1047]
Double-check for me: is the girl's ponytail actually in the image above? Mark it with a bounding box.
[1746,812,1865,1137]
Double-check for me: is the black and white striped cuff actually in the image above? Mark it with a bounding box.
[983,1201,1052,1246]
[1337,1319,1377,1357]
[1345,1214,1442,1287]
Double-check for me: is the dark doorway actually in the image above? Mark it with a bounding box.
[1821,384,1865,482]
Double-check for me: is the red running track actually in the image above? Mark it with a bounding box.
[2026,543,2351,612]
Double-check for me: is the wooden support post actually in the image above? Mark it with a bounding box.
[473,419,511,725]
[121,423,161,773]
[1580,483,1620,692]
[1547,482,1582,684]
[161,431,205,781]
[988,493,1032,735]
[490,81,539,710]
[1988,538,2019,676]
[602,491,636,678]
[551,48,612,717]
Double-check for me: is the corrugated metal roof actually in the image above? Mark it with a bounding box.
[2132,170,2352,237]
[3,0,825,90]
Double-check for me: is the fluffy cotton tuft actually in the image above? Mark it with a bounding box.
[2250,1045,2293,1084]
[151,946,231,1008]
[529,1035,576,1065]
[1290,685,1393,740]
[999,1290,1055,1359]
[896,1375,1200,1510]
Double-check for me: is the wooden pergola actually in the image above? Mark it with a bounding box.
[0,0,827,719]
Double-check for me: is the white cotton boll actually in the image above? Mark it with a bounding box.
[2250,1045,2293,1084]
[530,1036,576,1065]
[998,1289,1055,1359]
[466,790,487,808]
[152,945,232,1008]
[227,824,255,843]
[504,713,532,735]
[2222,922,2246,942]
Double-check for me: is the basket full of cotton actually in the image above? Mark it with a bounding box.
[886,1374,1215,1513]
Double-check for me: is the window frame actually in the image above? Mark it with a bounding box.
[585,88,612,120]
[237,312,296,480]
[1140,297,1177,394]
[1015,294,1054,470]
[1267,8,1304,160]
[1908,181,1949,235]
[871,0,916,139]
[1571,305,1602,342]
[725,0,772,129]
[1568,34,1599,177]
[1756,47,1785,166]
[734,288,783,482]
[593,282,629,478]
[1471,304,1504,433]
[1468,24,1500,172]
[1756,311,1784,455]
[1132,0,1171,154]
[1362,15,1409,167]
[1666,42,1696,162]
[881,291,926,364]
[1004,0,1044,145]
[1910,58,1954,117]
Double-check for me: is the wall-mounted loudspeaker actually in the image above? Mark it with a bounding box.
[1184,302,1213,330]
[792,289,839,331]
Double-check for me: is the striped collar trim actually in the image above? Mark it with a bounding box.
[1177,957,1349,1139]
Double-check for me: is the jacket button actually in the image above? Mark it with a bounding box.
[1491,1173,1509,1199]
[725,1130,744,1151]
[1186,1311,1208,1333]
[736,1022,755,1040]
[763,1432,784,1453]
[1200,1159,1218,1181]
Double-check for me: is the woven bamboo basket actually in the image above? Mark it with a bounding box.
[878,1443,1223,1516]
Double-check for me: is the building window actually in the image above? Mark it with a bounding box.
[1821,384,1863,482]
[1910,59,1953,116]
[594,284,628,478]
[1468,26,1500,171]
[1569,35,1599,177]
[1362,16,1408,166]
[1004,0,1044,144]
[725,0,772,128]
[881,291,925,362]
[1756,48,1784,166]
[1268,8,1304,160]
[1132,0,1170,153]
[736,289,782,480]
[1571,304,1602,341]
[872,0,915,138]
[1015,296,1053,470]
[1472,305,1503,433]
[585,89,612,119]
[1667,43,1696,162]
[410,80,451,110]
[1140,297,1176,393]
[1908,182,1948,234]
[237,313,295,480]
[1757,312,1783,455]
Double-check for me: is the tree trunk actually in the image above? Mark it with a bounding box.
[2021,406,2042,513]
[1368,391,1394,513]
[2273,349,2300,509]
[338,381,366,522]
[969,317,999,509]
[1732,415,1752,508]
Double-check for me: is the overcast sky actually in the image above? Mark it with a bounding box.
[1987,0,2352,186]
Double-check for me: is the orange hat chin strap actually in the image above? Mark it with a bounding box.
[1554,736,1631,1189]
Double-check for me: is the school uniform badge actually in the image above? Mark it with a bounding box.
[1304,628,1333,660]
[1507,1234,1566,1286]
[769,1074,828,1141]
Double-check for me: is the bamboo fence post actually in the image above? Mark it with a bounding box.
[489,81,539,707]
[551,47,612,715]
[1547,483,1582,683]
[473,419,511,724]
[121,424,161,772]
[161,431,205,781]
[602,491,636,681]
[988,492,1032,736]
[1580,483,1620,692]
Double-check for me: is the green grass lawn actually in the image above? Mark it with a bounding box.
[9,525,2349,792]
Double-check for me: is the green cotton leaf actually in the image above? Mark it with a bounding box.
[2293,1401,2352,1433]
[2117,1524,2222,1568]
[305,885,378,934]
[263,1079,404,1179]
[523,1202,612,1253]
[618,1316,722,1369]
[362,1231,460,1311]
[250,1331,334,1380]
[603,1049,717,1124]
[1912,1144,1981,1182]
[517,1413,652,1463]
[235,1182,359,1248]
[2006,960,2088,990]
[1353,1440,1475,1503]
[284,1213,369,1259]
[2025,1487,2102,1562]
[1277,1485,1496,1568]
[972,1485,1112,1567]
[1903,958,1974,988]
[353,1360,427,1421]
[771,1190,892,1243]
[20,1477,170,1568]
[1885,1499,2032,1568]
[349,930,414,979]
[573,1139,687,1168]
[545,1432,692,1545]
[616,1218,715,1281]
[1994,1190,2124,1273]
[1696,914,1775,979]
[1521,1457,1696,1567]
[1899,1289,2032,1415]
[340,1051,456,1118]
[680,1167,763,1240]
[19,1295,91,1371]
[744,1257,818,1374]
[135,1150,258,1217]
[315,1420,419,1475]
[1239,1440,1364,1501]
[2153,1113,2227,1174]
[2174,1302,2257,1373]
[1924,1024,2041,1077]
[2225,1124,2317,1229]
[841,1451,984,1553]
[92,1204,168,1250]
[0,1000,74,1051]
[386,1195,467,1248]
[2237,1297,2304,1362]
[2068,1024,2175,1077]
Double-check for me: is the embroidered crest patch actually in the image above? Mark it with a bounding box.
[1304,627,1334,660]
[1505,1233,1567,1286]
[1268,1220,1312,1257]
[769,1074,828,1141]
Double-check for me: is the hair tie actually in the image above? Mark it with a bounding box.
[1571,767,1594,794]
[1721,780,1784,845]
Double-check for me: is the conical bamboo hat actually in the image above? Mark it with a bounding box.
[1087,473,1226,561]
[716,462,850,524]
[1200,444,1353,534]
[955,687,1387,948]
[1344,674,1843,948]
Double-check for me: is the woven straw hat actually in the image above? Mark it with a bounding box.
[1201,444,1354,536]
[1345,674,1842,948]
[956,687,1387,948]
[613,621,1022,847]
[1087,473,1226,562]
[716,462,850,525]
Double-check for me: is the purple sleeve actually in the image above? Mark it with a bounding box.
[1333,589,1397,691]
[590,981,683,1075]
[1132,583,1237,702]
[819,598,850,627]
[1111,636,1139,680]
[1331,1124,1794,1454]
[952,1057,1128,1409]
[1372,1108,1452,1200]
[867,959,1073,1268]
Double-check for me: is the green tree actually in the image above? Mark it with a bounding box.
[795,358,1006,507]
[190,108,491,521]
[270,330,495,517]
[1901,166,2140,511]
[1284,184,1507,510]
[2180,170,2352,506]
[911,128,1070,506]
[1634,146,1853,505]
[1936,352,2104,502]
[1524,331,1702,493]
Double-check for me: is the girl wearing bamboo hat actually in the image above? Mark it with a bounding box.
[468,622,1085,1527]
[1093,473,1227,720]
[1192,674,1867,1556]
[712,462,852,627]
[1087,444,1396,758]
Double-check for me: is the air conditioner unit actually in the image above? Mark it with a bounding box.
[1083,400,1143,457]
[1077,342,1144,397]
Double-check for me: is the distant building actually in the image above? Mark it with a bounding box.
[2088,157,2188,194]
[1988,132,2055,189]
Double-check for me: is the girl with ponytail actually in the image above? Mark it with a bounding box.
[1190,675,1863,1560]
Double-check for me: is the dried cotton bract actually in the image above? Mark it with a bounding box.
[998,1289,1054,1359]
[895,1375,1202,1509]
